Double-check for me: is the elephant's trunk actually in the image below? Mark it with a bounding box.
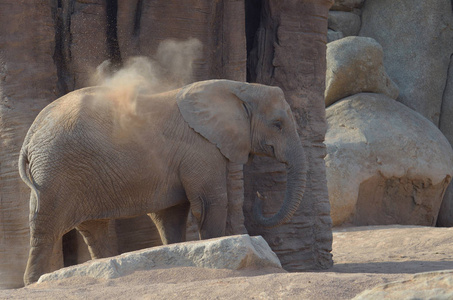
[253,137,307,228]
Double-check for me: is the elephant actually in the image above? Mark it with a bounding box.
[19,79,306,285]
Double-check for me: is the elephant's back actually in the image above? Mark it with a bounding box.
[25,87,147,208]
[25,87,112,137]
[25,86,138,171]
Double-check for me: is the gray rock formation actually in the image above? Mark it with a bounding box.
[327,30,344,43]
[439,56,453,156]
[38,235,282,283]
[359,0,453,125]
[353,270,453,300]
[325,36,398,107]
[328,11,361,37]
[325,93,453,226]
[438,55,453,226]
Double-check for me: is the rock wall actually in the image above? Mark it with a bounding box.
[438,54,453,226]
[0,1,58,289]
[359,0,453,126]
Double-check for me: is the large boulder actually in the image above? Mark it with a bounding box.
[325,93,453,226]
[359,0,453,125]
[325,36,398,107]
[38,235,282,283]
[353,270,453,300]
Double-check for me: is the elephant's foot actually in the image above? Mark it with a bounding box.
[24,242,59,285]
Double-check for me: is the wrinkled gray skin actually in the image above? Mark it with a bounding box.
[19,79,306,285]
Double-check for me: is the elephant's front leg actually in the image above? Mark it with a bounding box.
[226,162,248,235]
[186,183,228,240]
[181,149,229,240]
[197,196,228,239]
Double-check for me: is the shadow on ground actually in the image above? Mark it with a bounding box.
[323,260,453,274]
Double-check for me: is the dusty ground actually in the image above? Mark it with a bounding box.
[2,225,453,299]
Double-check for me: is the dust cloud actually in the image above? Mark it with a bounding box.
[90,38,202,135]
[93,37,202,92]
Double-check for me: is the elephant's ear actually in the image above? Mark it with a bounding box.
[176,80,251,164]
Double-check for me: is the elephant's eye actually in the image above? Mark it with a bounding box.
[273,120,283,130]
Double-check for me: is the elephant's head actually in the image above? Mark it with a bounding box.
[177,79,306,228]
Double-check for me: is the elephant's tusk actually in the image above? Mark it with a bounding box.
[256,191,267,201]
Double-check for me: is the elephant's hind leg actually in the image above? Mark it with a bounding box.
[24,239,62,285]
[24,213,64,285]
[148,201,190,244]
[76,219,118,259]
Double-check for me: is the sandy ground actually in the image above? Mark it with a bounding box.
[2,225,453,299]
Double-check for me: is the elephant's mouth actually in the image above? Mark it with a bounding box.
[265,144,287,164]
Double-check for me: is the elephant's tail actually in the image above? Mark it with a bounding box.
[18,147,40,216]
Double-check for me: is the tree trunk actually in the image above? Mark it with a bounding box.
[244,0,333,271]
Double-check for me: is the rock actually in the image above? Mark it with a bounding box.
[38,235,282,283]
[440,57,453,150]
[325,36,399,107]
[438,56,453,227]
[331,0,364,12]
[359,0,453,125]
[325,93,453,226]
[353,270,453,300]
[328,11,361,37]
[438,184,453,227]
[327,30,344,43]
